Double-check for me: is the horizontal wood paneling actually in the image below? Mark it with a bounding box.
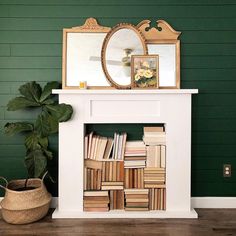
[192,118,236,131]
[6,6,236,18]
[0,0,235,197]
[1,0,236,5]
[1,31,236,44]
[0,44,10,56]
[192,157,236,170]
[0,69,61,81]
[1,18,236,31]
[0,56,61,68]
[192,144,236,157]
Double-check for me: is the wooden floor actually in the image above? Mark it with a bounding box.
[1,209,236,236]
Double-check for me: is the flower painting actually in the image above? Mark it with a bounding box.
[131,55,159,89]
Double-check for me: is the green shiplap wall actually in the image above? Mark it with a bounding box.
[0,0,236,197]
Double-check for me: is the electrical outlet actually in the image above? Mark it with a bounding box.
[223,164,231,177]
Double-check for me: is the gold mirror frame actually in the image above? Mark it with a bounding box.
[137,20,181,89]
[62,18,111,89]
[101,23,148,89]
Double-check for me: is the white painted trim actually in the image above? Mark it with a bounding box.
[191,197,236,208]
[51,197,58,209]
[52,208,198,219]
[52,89,198,95]
[1,197,236,210]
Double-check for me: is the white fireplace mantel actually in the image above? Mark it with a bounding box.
[52,89,198,218]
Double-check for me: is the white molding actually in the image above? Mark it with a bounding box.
[191,197,236,208]
[52,207,198,219]
[51,197,58,208]
[52,89,198,95]
[45,197,236,209]
[1,197,236,210]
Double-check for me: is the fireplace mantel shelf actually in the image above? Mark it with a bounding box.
[53,89,198,95]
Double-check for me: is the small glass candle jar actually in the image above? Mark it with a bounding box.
[79,81,87,89]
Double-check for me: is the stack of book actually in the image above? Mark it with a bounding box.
[149,188,166,210]
[124,189,149,211]
[101,181,124,190]
[83,126,167,212]
[83,191,109,212]
[143,127,166,145]
[84,132,127,160]
[146,145,166,168]
[124,141,146,168]
[111,132,127,160]
[84,168,102,190]
[124,168,144,189]
[109,190,124,210]
[85,132,114,160]
[102,161,124,182]
[84,159,103,190]
[144,168,165,188]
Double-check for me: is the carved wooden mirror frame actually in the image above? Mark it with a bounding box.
[101,23,148,89]
[137,20,181,89]
[62,18,111,89]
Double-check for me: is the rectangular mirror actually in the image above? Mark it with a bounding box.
[148,42,180,88]
[62,18,111,89]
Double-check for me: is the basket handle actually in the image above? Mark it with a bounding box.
[41,171,48,182]
[0,176,8,190]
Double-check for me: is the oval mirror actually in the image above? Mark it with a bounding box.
[102,23,148,89]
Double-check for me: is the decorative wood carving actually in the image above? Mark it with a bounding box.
[137,20,181,41]
[71,17,111,33]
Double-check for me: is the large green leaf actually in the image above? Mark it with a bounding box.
[42,98,54,105]
[19,81,42,102]
[25,132,41,150]
[35,111,51,137]
[25,132,49,150]
[46,104,73,122]
[4,122,33,136]
[25,149,47,178]
[7,97,40,111]
[40,81,60,102]
[47,114,58,134]
[38,137,49,149]
[43,148,53,160]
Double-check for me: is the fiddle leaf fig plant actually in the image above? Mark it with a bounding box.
[4,81,73,178]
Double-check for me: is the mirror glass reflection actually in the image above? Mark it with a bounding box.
[148,44,176,87]
[105,28,146,86]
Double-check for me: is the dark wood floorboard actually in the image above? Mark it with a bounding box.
[1,209,236,236]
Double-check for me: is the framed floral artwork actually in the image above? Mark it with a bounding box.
[131,55,159,89]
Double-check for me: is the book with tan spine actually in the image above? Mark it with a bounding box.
[84,159,103,170]
[104,138,114,159]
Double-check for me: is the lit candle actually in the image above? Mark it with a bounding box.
[79,81,87,89]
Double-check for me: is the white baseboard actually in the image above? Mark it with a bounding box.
[51,197,58,208]
[1,197,236,209]
[191,197,236,208]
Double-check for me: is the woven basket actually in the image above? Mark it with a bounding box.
[0,173,51,224]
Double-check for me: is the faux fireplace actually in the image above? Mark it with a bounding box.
[52,89,198,218]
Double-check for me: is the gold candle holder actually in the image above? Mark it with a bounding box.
[79,81,87,89]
